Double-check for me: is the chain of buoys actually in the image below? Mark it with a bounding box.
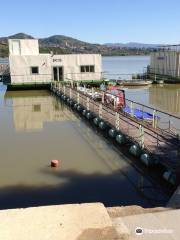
[52,87,177,186]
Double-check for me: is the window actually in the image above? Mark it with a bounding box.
[33,104,41,112]
[90,65,95,72]
[80,65,95,73]
[81,66,85,73]
[31,66,39,74]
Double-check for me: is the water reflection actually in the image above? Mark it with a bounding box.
[149,85,180,116]
[4,90,77,131]
[0,90,169,209]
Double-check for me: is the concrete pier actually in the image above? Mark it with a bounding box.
[1,202,180,240]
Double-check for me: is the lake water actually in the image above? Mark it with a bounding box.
[0,86,168,209]
[102,55,150,80]
[103,56,180,118]
[0,58,8,64]
[0,56,179,210]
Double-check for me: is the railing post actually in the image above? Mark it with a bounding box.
[102,92,105,104]
[115,112,120,130]
[86,97,90,110]
[77,92,80,104]
[63,85,66,94]
[58,82,60,92]
[152,110,157,129]
[113,97,116,110]
[70,88,72,98]
[92,87,94,99]
[168,119,171,132]
[130,101,134,117]
[139,125,144,149]
[99,103,102,118]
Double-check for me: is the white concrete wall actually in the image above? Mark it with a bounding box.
[150,51,179,77]
[52,54,102,81]
[9,39,39,56]
[9,54,51,83]
[9,53,102,84]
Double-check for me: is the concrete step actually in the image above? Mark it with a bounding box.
[107,205,169,218]
[113,209,180,240]
[0,202,129,240]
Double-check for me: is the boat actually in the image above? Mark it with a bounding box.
[121,80,152,86]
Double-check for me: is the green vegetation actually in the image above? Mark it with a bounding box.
[0,45,8,58]
[0,32,155,58]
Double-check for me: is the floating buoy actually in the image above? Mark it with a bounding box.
[66,98,70,103]
[82,109,87,116]
[163,170,176,185]
[69,100,74,106]
[86,112,94,120]
[51,159,59,168]
[108,129,117,138]
[73,103,78,109]
[61,94,64,99]
[129,144,141,157]
[116,134,126,145]
[93,117,100,126]
[140,153,153,166]
[99,121,107,130]
[77,105,82,112]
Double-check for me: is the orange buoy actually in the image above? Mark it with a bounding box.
[51,159,59,168]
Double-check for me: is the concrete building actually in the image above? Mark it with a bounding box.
[8,39,102,84]
[150,50,180,77]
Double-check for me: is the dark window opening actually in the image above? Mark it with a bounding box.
[80,65,95,73]
[85,66,90,72]
[81,66,85,73]
[31,67,39,74]
[53,67,58,81]
[33,104,41,112]
[90,65,95,72]
[58,67,63,81]
[54,103,60,111]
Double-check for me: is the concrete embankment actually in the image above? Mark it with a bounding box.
[167,185,180,208]
[1,202,180,240]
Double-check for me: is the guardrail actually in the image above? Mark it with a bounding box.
[51,81,180,176]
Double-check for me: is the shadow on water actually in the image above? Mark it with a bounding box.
[0,88,172,210]
[0,167,169,210]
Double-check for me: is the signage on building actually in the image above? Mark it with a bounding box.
[157,57,165,60]
[53,59,62,62]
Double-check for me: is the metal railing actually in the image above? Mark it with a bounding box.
[51,81,180,171]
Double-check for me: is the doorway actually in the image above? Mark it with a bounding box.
[53,67,63,81]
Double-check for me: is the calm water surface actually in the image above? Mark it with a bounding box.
[0,85,168,209]
[102,56,150,79]
[103,56,180,118]
[0,56,178,209]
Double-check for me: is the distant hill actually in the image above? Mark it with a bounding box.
[0,33,34,43]
[0,32,158,57]
[40,35,91,47]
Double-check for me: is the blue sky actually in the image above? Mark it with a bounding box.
[1,0,180,44]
